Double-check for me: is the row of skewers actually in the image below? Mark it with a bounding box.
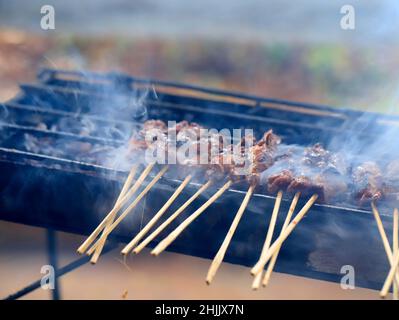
[77,120,399,296]
[372,204,399,299]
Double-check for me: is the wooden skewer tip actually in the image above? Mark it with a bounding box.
[262,192,300,287]
[206,185,254,285]
[250,191,283,280]
[250,193,317,276]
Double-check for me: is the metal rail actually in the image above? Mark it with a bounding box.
[35,68,399,132]
[37,68,354,114]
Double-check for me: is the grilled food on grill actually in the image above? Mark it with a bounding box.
[126,119,399,206]
[352,161,383,205]
[351,160,399,205]
[15,118,399,207]
[245,130,281,186]
[265,143,348,202]
[384,160,399,202]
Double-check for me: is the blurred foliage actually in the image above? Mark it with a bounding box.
[1,29,398,113]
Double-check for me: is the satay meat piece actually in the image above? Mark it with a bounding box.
[287,175,325,200]
[303,143,348,176]
[267,169,294,194]
[245,130,281,185]
[352,161,383,204]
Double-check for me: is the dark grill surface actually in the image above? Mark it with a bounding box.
[1,68,398,290]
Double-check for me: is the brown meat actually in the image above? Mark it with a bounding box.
[314,173,348,203]
[142,119,167,132]
[257,129,281,148]
[170,120,204,141]
[267,170,294,194]
[382,160,399,202]
[287,176,325,200]
[303,143,348,175]
[128,137,148,151]
[245,130,281,185]
[352,162,383,204]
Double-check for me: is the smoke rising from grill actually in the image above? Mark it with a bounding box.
[1,69,399,211]
[2,69,399,291]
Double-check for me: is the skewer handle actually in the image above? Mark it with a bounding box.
[88,165,168,261]
[251,194,318,276]
[381,252,399,298]
[252,270,263,290]
[85,165,138,257]
[393,208,398,300]
[133,180,212,254]
[371,203,399,287]
[151,180,232,256]
[206,185,254,285]
[371,202,394,261]
[252,191,283,290]
[262,192,300,287]
[121,175,192,255]
[77,163,154,254]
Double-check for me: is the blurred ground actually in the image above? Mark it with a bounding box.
[0,221,379,300]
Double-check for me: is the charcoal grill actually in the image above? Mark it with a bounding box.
[1,68,398,299]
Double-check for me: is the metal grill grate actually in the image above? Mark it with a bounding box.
[0,68,396,291]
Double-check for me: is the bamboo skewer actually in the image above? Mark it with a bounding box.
[88,165,169,263]
[121,175,192,255]
[85,165,138,257]
[206,185,255,285]
[85,164,153,257]
[393,208,398,300]
[262,192,300,287]
[77,162,155,254]
[252,191,283,290]
[84,166,145,257]
[381,251,399,298]
[117,165,139,202]
[251,194,318,275]
[370,202,399,287]
[133,180,212,254]
[151,180,233,256]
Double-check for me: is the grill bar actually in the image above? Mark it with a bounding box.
[4,84,383,149]
[35,68,365,116]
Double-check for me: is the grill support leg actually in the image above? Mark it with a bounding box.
[46,228,60,300]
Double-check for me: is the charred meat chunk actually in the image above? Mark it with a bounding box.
[352,162,383,204]
[266,143,348,202]
[303,143,348,176]
[245,130,281,185]
[287,175,324,200]
[267,170,294,194]
[142,119,167,132]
